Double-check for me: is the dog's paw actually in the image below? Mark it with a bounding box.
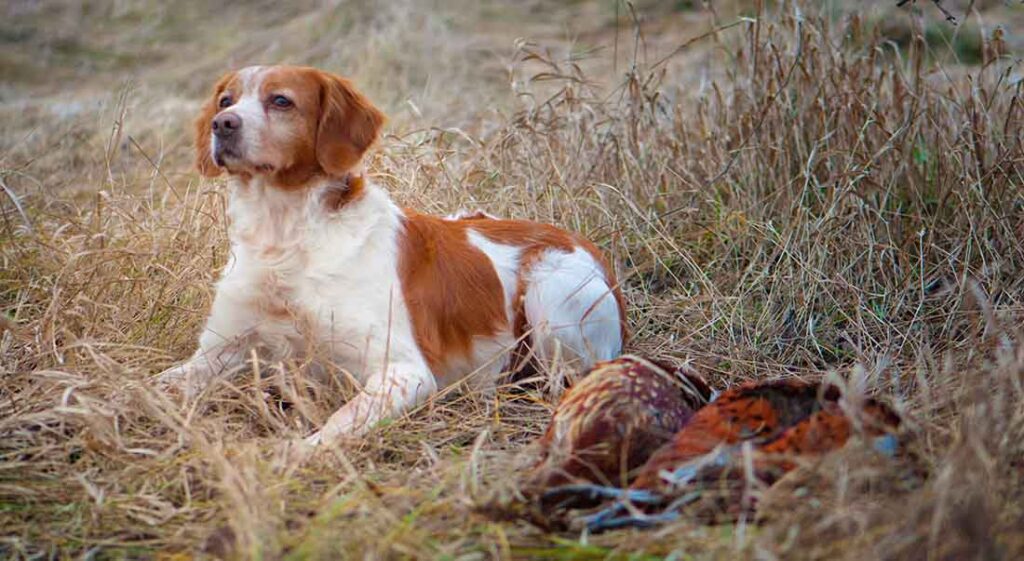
[304,431,324,447]
[154,364,187,391]
[302,428,361,451]
[153,362,205,401]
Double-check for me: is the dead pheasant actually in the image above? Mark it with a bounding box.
[541,379,902,531]
[524,355,713,498]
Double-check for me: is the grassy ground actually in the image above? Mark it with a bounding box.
[3,0,1024,559]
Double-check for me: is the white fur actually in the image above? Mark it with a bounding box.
[160,68,623,446]
[158,177,624,446]
[523,248,622,366]
[459,230,521,392]
[223,66,268,161]
[464,230,623,375]
[159,177,437,444]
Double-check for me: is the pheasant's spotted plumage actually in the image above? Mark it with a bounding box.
[526,355,712,493]
[536,376,903,530]
[631,380,899,492]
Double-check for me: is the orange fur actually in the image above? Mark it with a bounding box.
[320,173,366,211]
[177,65,627,446]
[193,67,385,192]
[470,219,629,349]
[398,214,627,376]
[193,72,238,177]
[314,71,386,177]
[398,212,508,374]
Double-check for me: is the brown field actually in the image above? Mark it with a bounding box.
[3,1,1024,559]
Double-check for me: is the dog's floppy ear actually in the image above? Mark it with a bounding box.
[194,71,236,177]
[315,71,386,177]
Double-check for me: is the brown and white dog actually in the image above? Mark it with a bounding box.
[158,65,626,446]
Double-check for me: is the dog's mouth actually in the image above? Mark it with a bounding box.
[213,142,240,166]
[214,148,274,174]
[213,151,236,168]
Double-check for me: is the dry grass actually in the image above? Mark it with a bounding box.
[3,0,1024,559]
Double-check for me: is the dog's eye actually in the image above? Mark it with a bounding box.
[218,96,232,109]
[271,95,293,109]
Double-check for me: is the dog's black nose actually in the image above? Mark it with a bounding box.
[212,112,242,138]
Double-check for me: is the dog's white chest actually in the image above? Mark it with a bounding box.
[222,182,420,374]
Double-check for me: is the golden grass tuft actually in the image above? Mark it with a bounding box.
[2,0,1024,558]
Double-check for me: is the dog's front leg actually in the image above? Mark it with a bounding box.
[305,361,437,446]
[156,279,264,398]
[155,336,252,399]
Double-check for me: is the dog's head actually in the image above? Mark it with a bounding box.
[194,65,385,188]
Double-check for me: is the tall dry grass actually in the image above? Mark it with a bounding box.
[2,1,1023,559]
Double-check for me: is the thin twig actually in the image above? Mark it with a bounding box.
[0,175,33,234]
[897,0,958,24]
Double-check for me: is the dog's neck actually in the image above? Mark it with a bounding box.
[223,171,402,259]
